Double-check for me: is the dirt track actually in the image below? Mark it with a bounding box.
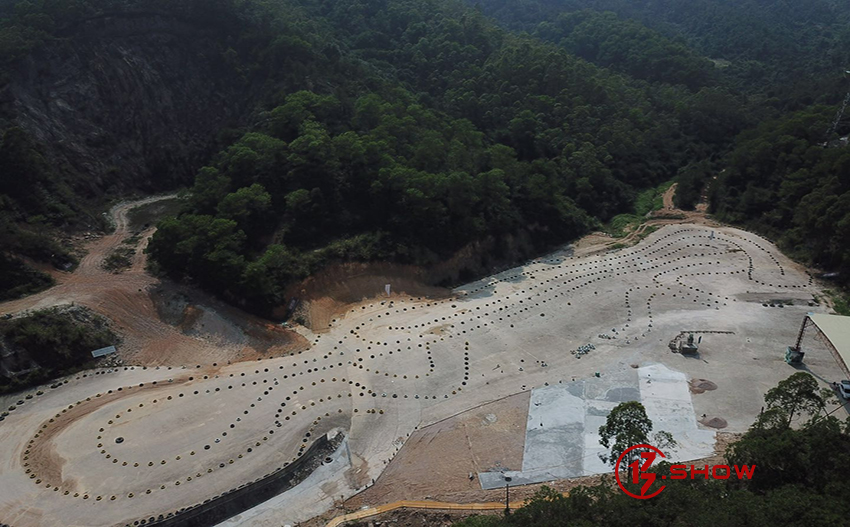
[663,183,677,210]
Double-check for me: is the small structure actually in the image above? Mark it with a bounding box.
[785,346,805,364]
[679,333,699,354]
[91,345,117,358]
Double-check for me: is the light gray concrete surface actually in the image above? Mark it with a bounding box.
[479,363,715,489]
[638,364,715,462]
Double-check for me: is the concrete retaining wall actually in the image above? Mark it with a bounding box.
[129,433,345,527]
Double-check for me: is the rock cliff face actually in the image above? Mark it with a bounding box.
[0,12,257,197]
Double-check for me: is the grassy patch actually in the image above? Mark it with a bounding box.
[824,290,850,316]
[604,214,643,238]
[605,181,676,238]
[103,246,135,272]
[127,197,183,232]
[636,225,659,242]
[652,212,687,220]
[635,180,675,216]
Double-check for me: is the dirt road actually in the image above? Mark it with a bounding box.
[0,195,173,313]
[662,182,677,210]
[0,195,306,365]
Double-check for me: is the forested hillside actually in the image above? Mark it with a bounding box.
[146,0,727,311]
[532,10,719,90]
[0,0,304,297]
[711,107,850,276]
[2,0,850,308]
[474,0,850,104]
[470,0,850,283]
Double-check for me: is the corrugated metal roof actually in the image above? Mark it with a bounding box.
[91,345,117,358]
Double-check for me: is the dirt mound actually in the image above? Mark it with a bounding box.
[341,392,529,507]
[284,262,452,331]
[281,233,546,331]
[689,379,718,394]
[700,417,728,429]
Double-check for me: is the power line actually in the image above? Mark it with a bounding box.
[826,92,850,139]
[826,70,850,139]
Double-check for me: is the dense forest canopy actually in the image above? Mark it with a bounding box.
[144,0,726,311]
[0,0,849,305]
[473,0,850,104]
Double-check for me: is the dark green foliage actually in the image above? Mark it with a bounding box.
[474,0,850,105]
[0,0,261,69]
[0,253,53,300]
[760,372,829,428]
[150,0,708,311]
[674,160,712,210]
[0,127,83,229]
[141,0,719,312]
[0,307,116,393]
[535,10,718,90]
[0,126,80,289]
[597,401,651,467]
[3,0,850,311]
[146,214,247,293]
[126,198,183,232]
[136,0,850,311]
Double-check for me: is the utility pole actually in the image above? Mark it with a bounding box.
[504,476,512,517]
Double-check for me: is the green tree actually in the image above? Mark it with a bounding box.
[598,401,652,468]
[216,183,273,237]
[189,167,231,215]
[762,372,828,428]
[241,244,308,309]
